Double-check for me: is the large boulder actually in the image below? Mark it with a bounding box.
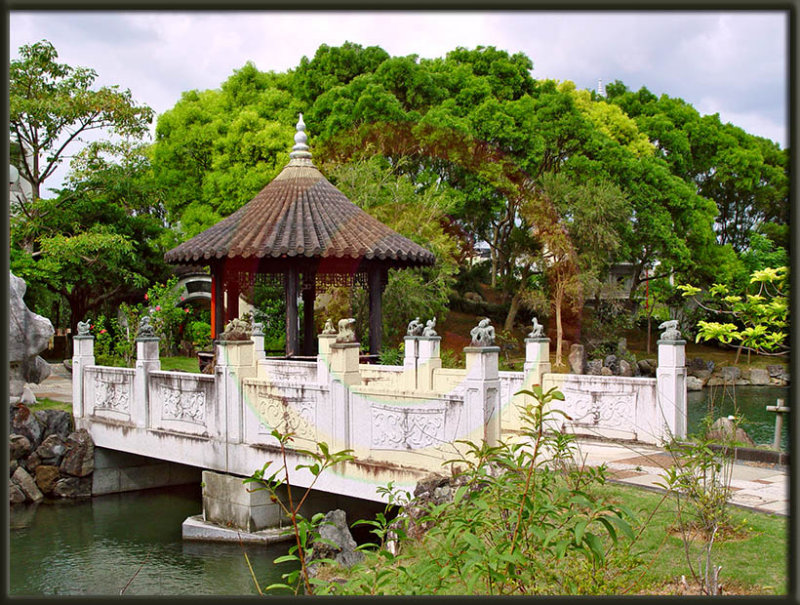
[34,465,61,495]
[9,480,27,505]
[39,409,73,441]
[686,376,704,391]
[52,476,92,498]
[35,434,67,466]
[9,272,54,401]
[12,466,44,503]
[59,429,94,477]
[719,366,741,382]
[10,434,32,461]
[309,509,364,572]
[766,364,787,378]
[706,417,755,447]
[603,354,619,375]
[568,344,586,374]
[749,368,771,386]
[618,359,634,377]
[637,359,655,377]
[10,404,46,449]
[586,360,603,376]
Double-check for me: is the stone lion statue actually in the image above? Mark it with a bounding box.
[658,319,681,341]
[137,315,156,338]
[336,318,357,343]
[470,317,495,347]
[77,320,91,337]
[406,317,424,337]
[322,318,336,335]
[422,317,437,337]
[528,316,544,338]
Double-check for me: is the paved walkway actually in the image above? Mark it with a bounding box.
[572,439,789,517]
[27,365,789,517]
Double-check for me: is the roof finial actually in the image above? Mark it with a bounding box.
[289,113,312,160]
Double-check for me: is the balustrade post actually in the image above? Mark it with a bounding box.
[326,329,361,452]
[317,331,337,386]
[463,344,501,447]
[416,336,442,392]
[216,339,255,445]
[71,334,95,420]
[403,336,419,390]
[656,335,687,441]
[523,336,551,388]
[134,336,161,428]
[251,323,266,362]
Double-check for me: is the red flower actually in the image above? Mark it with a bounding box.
[100,329,107,334]
[184,308,190,313]
[144,293,149,301]
[155,305,161,311]
[180,296,185,301]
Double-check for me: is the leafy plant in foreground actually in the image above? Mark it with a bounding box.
[314,385,644,595]
[244,429,353,595]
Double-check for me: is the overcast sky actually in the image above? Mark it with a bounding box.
[9,10,789,190]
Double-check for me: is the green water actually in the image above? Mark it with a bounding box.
[9,484,294,596]
[687,385,790,451]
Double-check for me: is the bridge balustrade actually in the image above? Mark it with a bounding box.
[72,324,687,503]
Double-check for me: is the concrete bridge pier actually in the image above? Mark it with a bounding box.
[183,469,383,544]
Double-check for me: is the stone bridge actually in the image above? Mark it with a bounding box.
[72,325,687,514]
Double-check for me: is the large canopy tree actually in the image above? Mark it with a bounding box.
[10,141,171,333]
[9,40,154,207]
[151,41,783,340]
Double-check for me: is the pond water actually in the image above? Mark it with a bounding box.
[9,484,294,596]
[686,385,790,451]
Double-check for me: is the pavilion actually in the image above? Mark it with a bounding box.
[164,115,435,357]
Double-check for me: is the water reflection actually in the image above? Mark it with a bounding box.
[687,385,789,450]
[9,484,293,596]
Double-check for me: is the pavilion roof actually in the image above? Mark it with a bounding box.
[164,115,435,270]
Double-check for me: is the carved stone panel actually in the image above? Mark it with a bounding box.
[161,384,206,424]
[370,404,446,450]
[256,387,316,441]
[94,373,132,414]
[563,388,636,430]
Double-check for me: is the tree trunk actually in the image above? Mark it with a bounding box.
[554,287,564,367]
[504,290,523,333]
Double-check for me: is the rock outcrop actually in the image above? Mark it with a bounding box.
[8,405,93,505]
[9,271,55,403]
[308,509,364,576]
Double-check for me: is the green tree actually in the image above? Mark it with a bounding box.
[153,63,298,237]
[605,83,789,255]
[10,142,170,334]
[9,40,153,207]
[324,155,461,346]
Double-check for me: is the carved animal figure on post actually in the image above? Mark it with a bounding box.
[220,317,250,341]
[528,317,544,338]
[137,316,156,338]
[470,317,495,347]
[423,317,437,337]
[406,317,424,337]
[322,318,336,335]
[77,320,91,336]
[658,319,682,341]
[337,318,357,343]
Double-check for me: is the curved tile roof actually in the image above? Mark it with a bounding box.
[165,115,435,269]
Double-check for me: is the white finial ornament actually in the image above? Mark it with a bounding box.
[290,113,312,160]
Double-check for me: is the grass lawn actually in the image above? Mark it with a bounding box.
[313,479,787,596]
[30,397,73,413]
[160,356,202,373]
[597,482,788,594]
